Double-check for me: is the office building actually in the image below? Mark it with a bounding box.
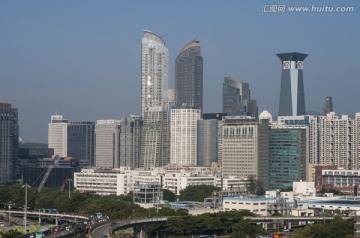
[323,96,334,115]
[23,156,80,189]
[218,116,269,182]
[277,115,318,165]
[277,52,307,116]
[170,107,200,166]
[17,147,54,179]
[268,124,307,189]
[95,120,121,168]
[222,77,257,117]
[140,31,170,168]
[175,40,203,113]
[0,101,19,183]
[67,121,95,167]
[119,115,142,169]
[48,115,68,157]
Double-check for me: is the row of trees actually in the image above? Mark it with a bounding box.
[145,210,264,238]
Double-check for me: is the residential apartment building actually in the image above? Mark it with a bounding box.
[170,107,200,166]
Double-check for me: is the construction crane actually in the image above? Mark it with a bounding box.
[38,155,59,192]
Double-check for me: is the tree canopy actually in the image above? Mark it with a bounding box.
[178,185,219,202]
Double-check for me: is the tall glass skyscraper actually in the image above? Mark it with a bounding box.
[175,40,203,113]
[140,31,170,168]
[277,52,308,116]
[67,121,95,167]
[222,77,257,117]
[0,101,18,183]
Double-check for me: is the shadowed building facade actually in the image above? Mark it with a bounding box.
[175,40,203,113]
[67,121,95,167]
[0,101,19,183]
[277,52,308,116]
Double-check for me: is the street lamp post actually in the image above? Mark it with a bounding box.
[68,178,73,199]
[5,201,14,224]
[23,183,31,234]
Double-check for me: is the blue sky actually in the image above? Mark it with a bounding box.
[1,0,359,143]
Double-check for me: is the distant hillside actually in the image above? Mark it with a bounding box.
[19,142,48,148]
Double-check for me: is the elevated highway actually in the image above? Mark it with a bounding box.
[0,209,90,223]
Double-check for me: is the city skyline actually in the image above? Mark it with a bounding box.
[1,1,359,143]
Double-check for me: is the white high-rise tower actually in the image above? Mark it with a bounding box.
[48,115,68,157]
[140,31,170,168]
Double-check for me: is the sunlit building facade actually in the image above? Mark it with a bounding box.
[140,31,170,168]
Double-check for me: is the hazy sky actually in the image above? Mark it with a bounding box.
[1,0,359,143]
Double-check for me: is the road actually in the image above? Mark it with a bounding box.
[92,223,111,238]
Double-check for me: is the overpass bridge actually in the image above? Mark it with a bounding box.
[0,209,89,224]
[243,216,336,222]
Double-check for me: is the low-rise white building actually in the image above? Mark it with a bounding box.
[223,197,277,216]
[75,166,220,196]
[74,168,129,196]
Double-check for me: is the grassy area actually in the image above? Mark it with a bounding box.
[0,226,8,234]
[12,226,25,234]
[29,225,41,233]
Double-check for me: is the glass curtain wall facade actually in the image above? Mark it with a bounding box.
[175,40,203,114]
[222,77,257,117]
[67,121,95,167]
[0,102,19,183]
[268,126,307,189]
[119,115,142,169]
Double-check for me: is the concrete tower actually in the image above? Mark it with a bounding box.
[277,52,308,116]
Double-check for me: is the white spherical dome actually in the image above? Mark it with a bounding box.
[259,110,272,122]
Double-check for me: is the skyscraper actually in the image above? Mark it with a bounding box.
[277,52,308,116]
[141,30,169,116]
[0,101,18,183]
[222,77,257,117]
[170,107,200,166]
[140,30,170,168]
[175,40,203,113]
[67,121,95,167]
[323,96,334,115]
[95,120,121,168]
[48,115,68,157]
[119,115,142,169]
[268,124,307,189]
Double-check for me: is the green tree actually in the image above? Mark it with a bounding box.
[289,217,354,238]
[162,189,176,202]
[178,185,219,202]
[231,219,263,238]
[246,175,265,196]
